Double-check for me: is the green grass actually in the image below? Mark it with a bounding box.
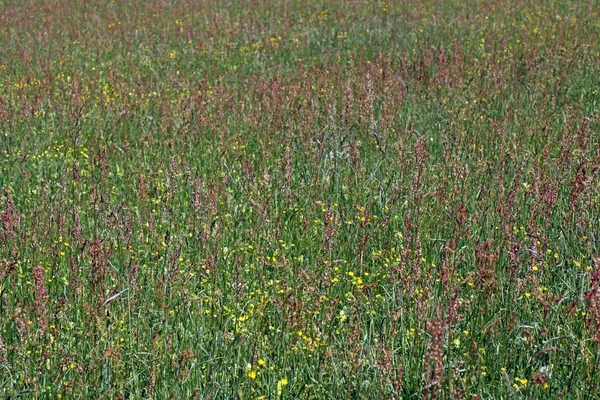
[1,0,600,398]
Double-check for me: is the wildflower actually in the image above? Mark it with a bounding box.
[33,264,48,329]
[258,359,266,366]
[248,370,257,379]
[515,377,527,385]
[277,379,289,396]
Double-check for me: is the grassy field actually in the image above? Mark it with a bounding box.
[1,0,600,398]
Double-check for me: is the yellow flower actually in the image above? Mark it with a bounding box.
[248,370,257,379]
[258,359,266,366]
[276,379,289,396]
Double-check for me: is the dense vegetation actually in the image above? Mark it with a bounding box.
[1,0,599,398]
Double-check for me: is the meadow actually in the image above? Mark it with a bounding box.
[1,0,600,398]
